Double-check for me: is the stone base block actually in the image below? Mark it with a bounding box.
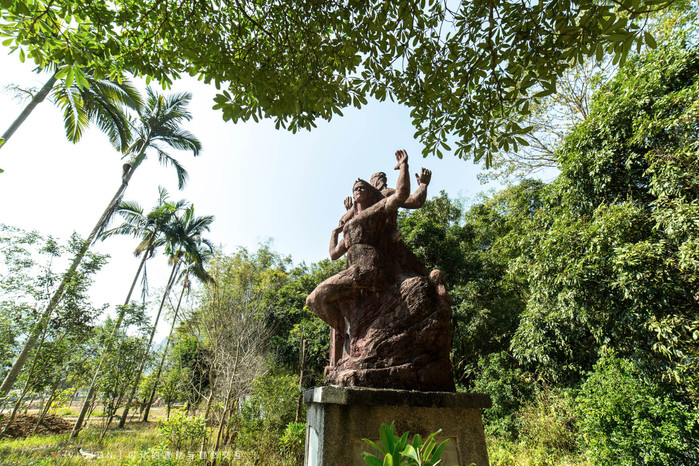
[304,386,491,466]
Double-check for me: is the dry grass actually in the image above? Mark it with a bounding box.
[0,406,189,465]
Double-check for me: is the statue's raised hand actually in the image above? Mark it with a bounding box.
[415,168,431,186]
[344,196,353,211]
[394,149,408,169]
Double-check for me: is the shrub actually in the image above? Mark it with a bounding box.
[514,389,582,465]
[280,421,306,464]
[576,356,699,465]
[471,351,535,437]
[158,410,207,452]
[362,422,455,466]
[231,373,302,464]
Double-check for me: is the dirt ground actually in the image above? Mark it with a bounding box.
[0,414,73,439]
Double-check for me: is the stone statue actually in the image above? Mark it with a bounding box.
[306,150,455,391]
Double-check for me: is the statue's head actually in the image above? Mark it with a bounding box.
[370,172,388,191]
[353,179,383,208]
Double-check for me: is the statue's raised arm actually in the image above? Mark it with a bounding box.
[403,167,431,209]
[385,150,410,211]
[328,224,347,260]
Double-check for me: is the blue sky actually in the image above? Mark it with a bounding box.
[0,49,502,314]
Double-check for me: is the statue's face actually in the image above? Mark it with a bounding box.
[370,172,387,190]
[353,182,369,204]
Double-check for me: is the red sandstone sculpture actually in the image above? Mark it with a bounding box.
[306,150,455,392]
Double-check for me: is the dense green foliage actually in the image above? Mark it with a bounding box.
[1,0,679,163]
[577,355,697,464]
[462,40,698,463]
[389,38,699,463]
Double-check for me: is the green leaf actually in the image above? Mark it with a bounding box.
[380,423,396,455]
[395,431,409,455]
[363,438,384,456]
[64,68,75,90]
[429,439,450,464]
[412,433,423,449]
[382,453,394,466]
[644,32,657,49]
[362,453,384,466]
[54,67,70,80]
[402,444,419,462]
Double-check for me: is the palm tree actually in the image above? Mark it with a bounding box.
[1,67,141,151]
[102,187,188,316]
[70,188,186,435]
[0,87,201,423]
[141,241,214,422]
[68,92,202,436]
[117,204,214,428]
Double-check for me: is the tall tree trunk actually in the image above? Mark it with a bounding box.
[118,259,179,428]
[67,166,145,439]
[2,164,135,404]
[211,384,235,466]
[0,326,49,436]
[32,371,68,435]
[0,73,58,150]
[70,242,146,438]
[295,339,306,423]
[142,282,187,422]
[199,368,216,458]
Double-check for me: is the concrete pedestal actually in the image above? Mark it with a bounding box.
[304,386,491,466]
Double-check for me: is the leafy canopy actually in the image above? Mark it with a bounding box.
[0,0,678,164]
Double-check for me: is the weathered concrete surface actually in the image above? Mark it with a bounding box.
[304,386,491,466]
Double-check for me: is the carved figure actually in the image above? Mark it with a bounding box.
[340,167,431,227]
[306,150,455,391]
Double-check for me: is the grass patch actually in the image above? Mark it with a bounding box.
[487,436,592,466]
[0,422,162,465]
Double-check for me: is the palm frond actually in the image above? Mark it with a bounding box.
[156,186,170,205]
[92,190,126,244]
[49,70,141,149]
[155,127,202,156]
[156,149,189,189]
[99,201,144,240]
[53,85,88,143]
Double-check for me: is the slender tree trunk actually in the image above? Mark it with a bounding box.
[100,383,128,439]
[295,339,306,423]
[199,368,216,458]
[0,326,49,436]
[0,73,58,150]
[142,282,187,422]
[32,371,67,435]
[68,167,147,439]
[118,260,179,428]
[71,244,147,437]
[2,165,135,405]
[84,396,97,428]
[211,383,235,466]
